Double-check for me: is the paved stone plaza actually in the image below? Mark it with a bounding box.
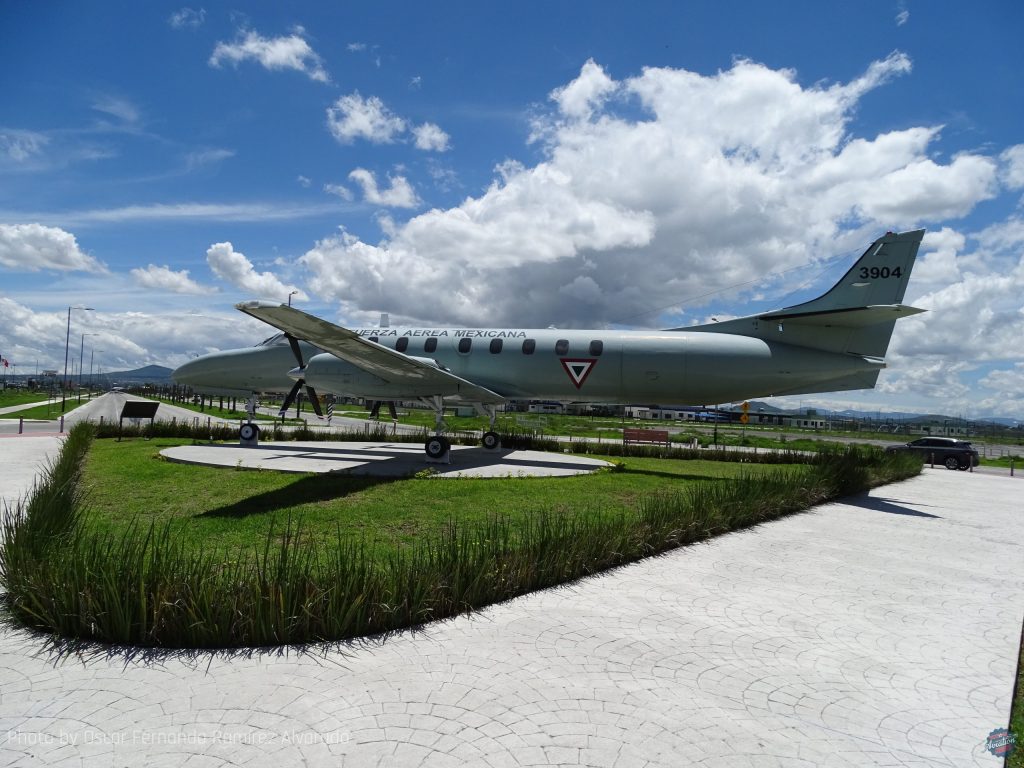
[1,437,1021,767]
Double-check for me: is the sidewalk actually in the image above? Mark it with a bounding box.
[0,437,1021,766]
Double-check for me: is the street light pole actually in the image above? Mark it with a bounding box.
[61,306,93,412]
[288,290,298,307]
[78,333,96,403]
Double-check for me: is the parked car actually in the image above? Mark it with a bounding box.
[885,437,980,470]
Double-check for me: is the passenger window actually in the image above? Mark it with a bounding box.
[395,337,409,353]
[489,339,503,354]
[555,339,569,355]
[522,339,536,355]
[458,338,472,354]
[424,338,437,353]
[369,336,379,344]
[589,340,603,356]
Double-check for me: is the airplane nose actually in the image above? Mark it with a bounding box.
[172,357,204,385]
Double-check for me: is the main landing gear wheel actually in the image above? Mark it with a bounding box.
[481,431,501,451]
[239,423,259,441]
[943,456,960,470]
[425,435,451,459]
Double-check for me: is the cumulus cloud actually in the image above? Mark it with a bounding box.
[130,264,216,294]
[1000,144,1024,190]
[326,93,451,151]
[412,122,450,152]
[300,54,1002,333]
[876,215,1024,415]
[206,241,307,301]
[550,58,617,119]
[0,297,271,372]
[210,28,329,83]
[326,93,406,144]
[0,223,104,272]
[348,169,419,208]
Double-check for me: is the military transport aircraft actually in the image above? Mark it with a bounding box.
[172,229,925,458]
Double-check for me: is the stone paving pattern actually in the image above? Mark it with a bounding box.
[1,438,1021,767]
[160,442,611,478]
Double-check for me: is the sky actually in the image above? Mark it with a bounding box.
[2,1,1023,419]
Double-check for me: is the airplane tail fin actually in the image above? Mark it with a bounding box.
[684,229,926,359]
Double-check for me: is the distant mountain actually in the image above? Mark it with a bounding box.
[103,364,174,383]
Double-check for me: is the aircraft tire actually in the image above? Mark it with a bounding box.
[239,423,259,441]
[425,435,450,459]
[481,431,501,450]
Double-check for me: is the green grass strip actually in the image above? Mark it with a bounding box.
[1,423,922,648]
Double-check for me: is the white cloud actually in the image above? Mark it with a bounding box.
[325,93,451,152]
[347,169,419,208]
[1,130,49,162]
[326,93,407,144]
[0,223,104,272]
[347,42,367,52]
[206,241,307,301]
[412,122,450,152]
[209,28,330,83]
[303,54,1000,332]
[0,297,270,372]
[130,264,216,294]
[296,175,311,188]
[550,58,617,119]
[184,148,235,170]
[169,7,205,29]
[1000,144,1024,190]
[323,182,354,201]
[896,9,910,26]
[3,201,340,226]
[91,95,140,125]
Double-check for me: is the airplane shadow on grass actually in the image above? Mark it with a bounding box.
[200,474,400,519]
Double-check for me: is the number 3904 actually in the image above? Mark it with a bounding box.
[859,266,902,279]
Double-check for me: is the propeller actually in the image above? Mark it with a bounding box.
[279,334,323,418]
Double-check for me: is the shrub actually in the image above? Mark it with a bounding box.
[0,424,921,648]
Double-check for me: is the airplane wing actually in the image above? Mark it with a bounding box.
[235,301,505,405]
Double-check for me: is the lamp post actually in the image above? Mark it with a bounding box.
[78,333,97,402]
[62,306,94,412]
[288,290,298,307]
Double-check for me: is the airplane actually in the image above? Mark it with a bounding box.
[172,229,925,459]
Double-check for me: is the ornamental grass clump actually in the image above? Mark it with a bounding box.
[0,423,921,648]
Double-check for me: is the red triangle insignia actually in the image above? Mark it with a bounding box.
[560,358,597,389]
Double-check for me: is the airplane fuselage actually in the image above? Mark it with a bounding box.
[175,326,881,406]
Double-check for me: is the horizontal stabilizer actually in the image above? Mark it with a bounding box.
[759,304,926,328]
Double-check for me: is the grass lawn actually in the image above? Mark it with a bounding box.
[0,390,52,408]
[0,398,89,420]
[80,437,799,558]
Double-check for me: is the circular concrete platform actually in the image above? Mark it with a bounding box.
[159,440,612,478]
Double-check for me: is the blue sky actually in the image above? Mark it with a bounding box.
[2,1,1023,418]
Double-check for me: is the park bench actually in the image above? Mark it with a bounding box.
[622,428,671,447]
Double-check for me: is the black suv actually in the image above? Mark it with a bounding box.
[885,437,980,471]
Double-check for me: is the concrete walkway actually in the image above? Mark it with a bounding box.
[0,439,1021,766]
[160,441,611,478]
